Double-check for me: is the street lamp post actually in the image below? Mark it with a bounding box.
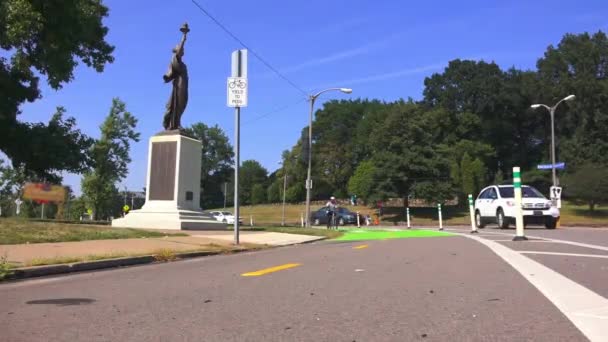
[531,94,575,190]
[305,87,352,227]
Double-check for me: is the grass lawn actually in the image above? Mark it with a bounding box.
[225,201,607,227]
[335,229,455,241]
[0,218,187,245]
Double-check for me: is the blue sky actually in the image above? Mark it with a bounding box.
[16,0,608,194]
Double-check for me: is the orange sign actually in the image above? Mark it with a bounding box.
[22,183,66,203]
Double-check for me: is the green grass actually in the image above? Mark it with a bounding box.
[22,244,266,267]
[0,218,187,245]
[225,201,608,227]
[246,226,344,239]
[334,229,455,241]
[0,254,14,280]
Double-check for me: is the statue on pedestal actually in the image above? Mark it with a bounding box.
[163,23,190,131]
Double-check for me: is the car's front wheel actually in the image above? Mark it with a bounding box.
[545,217,557,229]
[475,211,485,228]
[313,218,320,226]
[338,217,345,226]
[497,209,509,229]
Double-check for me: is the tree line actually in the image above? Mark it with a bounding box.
[1,1,606,216]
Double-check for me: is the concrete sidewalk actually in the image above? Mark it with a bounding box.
[188,231,325,246]
[1,232,325,266]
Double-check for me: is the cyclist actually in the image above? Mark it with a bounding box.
[325,196,338,229]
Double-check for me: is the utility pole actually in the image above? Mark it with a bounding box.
[224,182,227,209]
[304,87,353,227]
[282,171,287,226]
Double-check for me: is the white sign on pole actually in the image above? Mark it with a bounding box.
[227,77,248,107]
[550,186,562,209]
[14,198,23,215]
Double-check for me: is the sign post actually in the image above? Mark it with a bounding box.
[513,167,528,241]
[14,198,22,215]
[550,186,562,209]
[438,203,443,230]
[468,194,477,234]
[406,207,411,229]
[228,49,248,245]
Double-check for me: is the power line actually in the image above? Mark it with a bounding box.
[243,98,307,125]
[190,0,308,97]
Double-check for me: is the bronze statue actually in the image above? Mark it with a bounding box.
[163,23,190,130]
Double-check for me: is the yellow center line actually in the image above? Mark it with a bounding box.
[353,244,369,249]
[241,263,301,277]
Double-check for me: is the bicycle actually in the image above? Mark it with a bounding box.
[327,211,338,230]
[228,79,246,89]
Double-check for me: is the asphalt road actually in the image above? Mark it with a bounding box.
[0,233,588,342]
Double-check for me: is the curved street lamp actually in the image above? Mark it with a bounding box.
[530,94,575,190]
[305,87,353,227]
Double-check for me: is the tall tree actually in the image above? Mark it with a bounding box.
[7,107,93,182]
[81,98,139,220]
[367,102,452,203]
[536,31,608,167]
[562,163,608,211]
[183,123,233,209]
[347,160,377,203]
[239,160,268,205]
[1,0,114,175]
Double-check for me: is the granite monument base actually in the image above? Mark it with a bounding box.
[112,133,225,230]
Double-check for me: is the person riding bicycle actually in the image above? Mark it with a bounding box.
[325,196,338,229]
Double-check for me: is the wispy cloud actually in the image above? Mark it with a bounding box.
[311,62,445,90]
[274,32,403,75]
[313,17,371,35]
[311,55,488,89]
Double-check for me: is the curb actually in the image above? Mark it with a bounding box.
[4,250,239,281]
[2,237,326,282]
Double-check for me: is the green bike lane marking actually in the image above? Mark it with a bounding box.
[334,229,455,241]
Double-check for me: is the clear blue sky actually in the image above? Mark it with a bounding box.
[17,0,608,194]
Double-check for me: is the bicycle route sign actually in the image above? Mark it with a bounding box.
[227,77,248,107]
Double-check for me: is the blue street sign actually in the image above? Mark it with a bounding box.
[537,162,565,170]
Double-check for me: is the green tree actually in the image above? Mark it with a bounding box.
[562,163,608,211]
[250,184,266,205]
[1,0,114,176]
[367,102,452,204]
[266,181,281,203]
[6,107,93,182]
[460,153,475,197]
[347,160,377,203]
[183,123,234,209]
[239,160,268,205]
[423,60,544,175]
[81,98,139,220]
[536,31,608,167]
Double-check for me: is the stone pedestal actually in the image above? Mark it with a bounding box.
[112,133,225,230]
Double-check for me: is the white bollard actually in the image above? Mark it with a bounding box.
[250,215,253,227]
[406,207,411,229]
[300,212,304,227]
[513,167,527,241]
[438,203,443,230]
[356,212,361,228]
[469,194,478,234]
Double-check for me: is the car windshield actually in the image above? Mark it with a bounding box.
[498,186,545,199]
[221,212,232,215]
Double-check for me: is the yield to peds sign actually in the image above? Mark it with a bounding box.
[227,77,248,107]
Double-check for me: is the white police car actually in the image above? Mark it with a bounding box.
[475,185,560,229]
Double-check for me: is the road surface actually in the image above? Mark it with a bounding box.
[3,227,608,341]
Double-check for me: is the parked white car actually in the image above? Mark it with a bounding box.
[208,211,241,224]
[475,185,560,229]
